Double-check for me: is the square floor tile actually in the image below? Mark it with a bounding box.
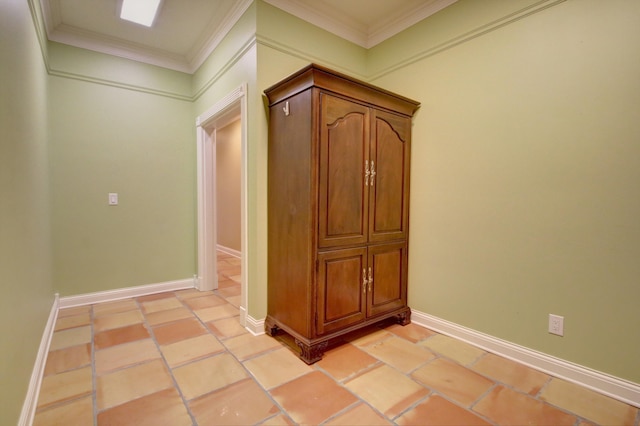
[175,289,213,300]
[94,310,143,332]
[95,338,160,375]
[37,366,93,409]
[474,385,576,425]
[96,359,173,410]
[316,344,379,381]
[33,396,93,426]
[144,307,193,326]
[271,371,358,425]
[384,323,436,343]
[97,388,192,426]
[471,353,550,395]
[93,299,138,317]
[396,395,491,425]
[360,336,435,373]
[152,317,207,345]
[44,344,91,376]
[160,334,225,367]
[344,364,429,418]
[190,378,279,425]
[325,403,391,425]
[419,334,486,366]
[412,358,494,407]
[345,327,393,347]
[244,347,313,389]
[136,292,177,303]
[140,297,184,314]
[223,333,282,361]
[54,313,91,331]
[206,317,248,339]
[539,378,638,425]
[57,306,91,318]
[193,304,239,322]
[94,323,150,350]
[183,294,227,310]
[173,353,248,400]
[49,326,91,351]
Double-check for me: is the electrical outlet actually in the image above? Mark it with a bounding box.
[549,314,564,336]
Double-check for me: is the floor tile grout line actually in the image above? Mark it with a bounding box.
[90,304,98,426]
[180,281,297,425]
[138,292,201,425]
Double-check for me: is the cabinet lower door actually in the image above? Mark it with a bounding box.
[367,242,408,317]
[316,247,367,335]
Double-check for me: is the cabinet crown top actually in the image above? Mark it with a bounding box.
[264,64,420,117]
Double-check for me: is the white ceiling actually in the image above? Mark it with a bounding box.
[40,0,457,74]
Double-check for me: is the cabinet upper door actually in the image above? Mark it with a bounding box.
[368,109,411,244]
[318,93,370,248]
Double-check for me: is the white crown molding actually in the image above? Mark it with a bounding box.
[367,0,458,48]
[186,0,253,74]
[411,310,640,409]
[47,23,191,73]
[38,0,252,74]
[264,0,368,47]
[263,0,458,48]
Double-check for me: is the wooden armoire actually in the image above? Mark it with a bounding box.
[264,64,420,364]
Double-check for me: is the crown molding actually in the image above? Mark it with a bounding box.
[38,0,252,74]
[263,0,457,48]
[187,0,253,73]
[367,0,457,48]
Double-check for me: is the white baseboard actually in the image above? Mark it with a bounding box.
[216,244,241,258]
[411,310,640,408]
[59,278,195,308]
[244,309,265,336]
[18,293,60,426]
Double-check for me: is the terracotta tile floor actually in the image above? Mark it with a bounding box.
[34,252,640,425]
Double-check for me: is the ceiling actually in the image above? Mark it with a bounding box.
[40,0,457,74]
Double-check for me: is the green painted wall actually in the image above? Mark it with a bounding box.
[0,0,54,424]
[371,0,640,382]
[49,73,195,295]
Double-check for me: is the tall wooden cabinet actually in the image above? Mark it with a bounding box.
[265,64,420,363]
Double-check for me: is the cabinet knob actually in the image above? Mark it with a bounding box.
[368,267,373,292]
[362,268,368,293]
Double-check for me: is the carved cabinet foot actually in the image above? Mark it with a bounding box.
[264,318,280,337]
[295,339,328,364]
[396,309,411,326]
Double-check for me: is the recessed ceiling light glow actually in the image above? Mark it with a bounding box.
[120,0,162,27]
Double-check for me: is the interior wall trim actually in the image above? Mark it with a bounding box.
[217,244,241,259]
[58,278,195,308]
[368,0,567,82]
[412,310,640,408]
[255,34,368,82]
[18,294,59,426]
[244,311,265,336]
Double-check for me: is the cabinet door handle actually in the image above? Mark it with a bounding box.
[369,161,376,186]
[364,160,370,186]
[362,268,368,293]
[368,267,373,292]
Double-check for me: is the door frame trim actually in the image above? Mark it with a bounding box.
[195,83,248,324]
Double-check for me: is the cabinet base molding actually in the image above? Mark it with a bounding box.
[265,307,412,364]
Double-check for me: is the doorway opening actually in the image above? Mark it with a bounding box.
[195,84,248,326]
